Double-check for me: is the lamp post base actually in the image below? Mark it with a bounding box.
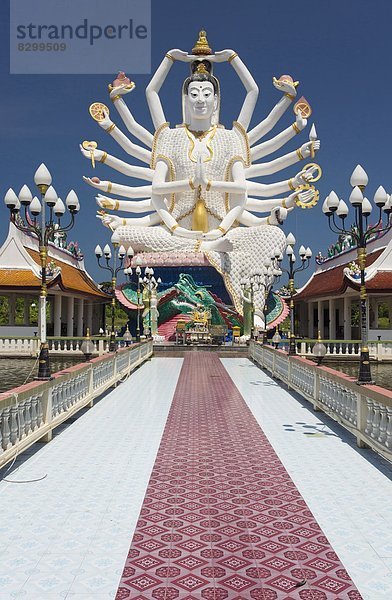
[357,348,374,385]
[35,342,52,380]
[288,336,297,355]
[109,332,117,352]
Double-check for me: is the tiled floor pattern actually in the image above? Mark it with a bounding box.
[117,353,362,599]
[0,358,184,599]
[221,358,392,600]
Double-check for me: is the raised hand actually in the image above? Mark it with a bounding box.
[272,76,298,97]
[96,194,117,210]
[96,212,122,230]
[109,83,135,99]
[300,140,321,158]
[284,188,314,209]
[211,49,235,63]
[83,176,108,191]
[295,110,307,132]
[269,206,288,225]
[167,49,191,62]
[193,155,208,188]
[80,144,104,162]
[97,110,112,130]
[296,188,316,205]
[292,165,318,187]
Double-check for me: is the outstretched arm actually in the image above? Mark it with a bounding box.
[238,205,293,227]
[109,86,154,148]
[97,212,161,230]
[248,77,299,146]
[251,112,306,161]
[247,164,317,197]
[246,140,320,178]
[84,176,152,199]
[95,195,153,213]
[213,50,259,131]
[246,189,315,213]
[80,146,153,181]
[146,49,190,130]
[97,113,151,164]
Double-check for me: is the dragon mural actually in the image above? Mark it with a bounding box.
[116,273,289,340]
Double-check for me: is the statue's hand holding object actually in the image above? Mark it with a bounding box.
[96,212,121,230]
[80,143,104,166]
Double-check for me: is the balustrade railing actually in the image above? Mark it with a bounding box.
[250,341,392,459]
[292,339,392,361]
[0,340,153,468]
[0,336,144,357]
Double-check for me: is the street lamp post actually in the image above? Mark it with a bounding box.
[95,234,133,352]
[322,164,392,384]
[240,253,281,343]
[124,262,143,343]
[260,253,282,344]
[140,267,161,338]
[4,164,80,379]
[279,233,312,355]
[240,275,257,339]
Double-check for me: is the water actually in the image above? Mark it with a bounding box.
[327,361,392,391]
[0,357,86,393]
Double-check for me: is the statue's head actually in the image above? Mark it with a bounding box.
[183,60,220,125]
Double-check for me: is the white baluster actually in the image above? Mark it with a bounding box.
[365,400,374,436]
[370,402,381,439]
[385,408,392,448]
[31,397,38,431]
[18,403,25,438]
[24,400,32,435]
[36,396,43,428]
[1,407,11,450]
[9,406,18,445]
[378,406,388,445]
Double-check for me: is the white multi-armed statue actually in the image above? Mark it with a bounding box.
[81,31,321,325]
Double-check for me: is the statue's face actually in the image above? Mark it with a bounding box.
[187,81,216,120]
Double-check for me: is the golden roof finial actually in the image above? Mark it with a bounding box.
[192,29,212,56]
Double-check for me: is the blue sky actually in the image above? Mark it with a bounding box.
[1,0,392,287]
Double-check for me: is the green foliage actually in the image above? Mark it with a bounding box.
[105,303,129,329]
[0,296,49,325]
[351,303,360,327]
[378,302,390,329]
[0,297,8,325]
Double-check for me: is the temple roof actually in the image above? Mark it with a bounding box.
[26,249,108,297]
[0,223,109,299]
[295,249,384,301]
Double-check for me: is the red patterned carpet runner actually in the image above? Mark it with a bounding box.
[116,353,362,599]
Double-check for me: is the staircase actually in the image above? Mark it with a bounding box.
[158,314,191,341]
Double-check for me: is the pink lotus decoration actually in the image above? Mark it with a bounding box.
[112,71,132,88]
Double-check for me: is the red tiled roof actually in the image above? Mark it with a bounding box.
[0,269,40,287]
[366,271,392,291]
[10,249,109,298]
[295,249,384,300]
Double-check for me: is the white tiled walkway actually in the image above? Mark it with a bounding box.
[0,358,183,599]
[1,356,392,599]
[222,357,392,600]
